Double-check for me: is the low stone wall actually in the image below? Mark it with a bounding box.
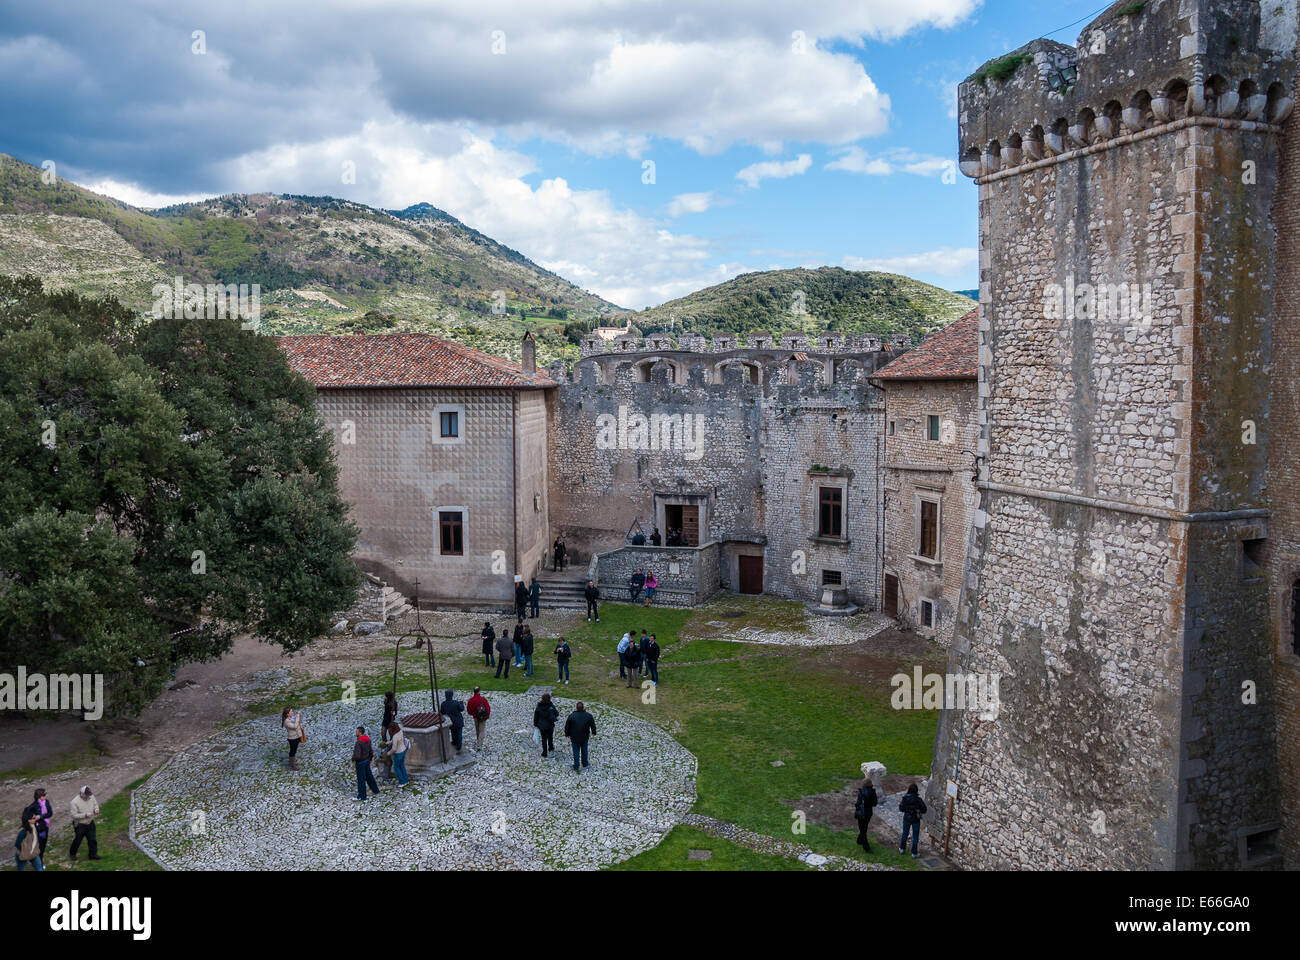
[593,542,721,606]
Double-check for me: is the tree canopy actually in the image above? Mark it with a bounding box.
[0,276,359,715]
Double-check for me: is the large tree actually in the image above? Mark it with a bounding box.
[0,276,359,715]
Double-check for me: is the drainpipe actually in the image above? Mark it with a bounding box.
[879,385,888,612]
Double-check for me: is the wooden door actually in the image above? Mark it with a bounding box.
[883,574,899,618]
[681,506,700,546]
[738,555,763,594]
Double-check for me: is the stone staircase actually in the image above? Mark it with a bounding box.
[534,569,589,610]
[379,584,412,621]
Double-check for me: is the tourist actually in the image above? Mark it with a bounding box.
[467,687,491,751]
[520,625,535,677]
[643,571,658,606]
[514,576,529,619]
[14,810,43,871]
[529,576,541,618]
[69,786,101,861]
[584,580,600,622]
[624,636,641,688]
[617,631,632,679]
[385,722,410,786]
[638,629,651,677]
[628,567,645,601]
[854,779,879,853]
[898,783,927,858]
[441,688,466,752]
[649,527,662,546]
[352,727,381,802]
[381,692,399,744]
[495,629,514,678]
[513,619,526,667]
[534,692,559,758]
[23,788,52,859]
[282,706,305,770]
[553,535,566,572]
[555,636,571,684]
[563,701,597,772]
[631,530,646,545]
[482,622,496,667]
[644,634,660,686]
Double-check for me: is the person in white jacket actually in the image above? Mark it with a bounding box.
[384,723,410,786]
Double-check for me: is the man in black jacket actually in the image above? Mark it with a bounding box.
[563,702,597,772]
[644,634,660,686]
[554,637,572,684]
[584,580,600,622]
[440,689,465,752]
[352,727,380,802]
[514,578,529,619]
[854,779,878,853]
[481,622,495,667]
[898,783,927,857]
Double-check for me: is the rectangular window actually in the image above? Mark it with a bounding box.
[821,569,843,587]
[927,415,940,441]
[888,421,896,436]
[1292,580,1300,657]
[920,599,934,628]
[919,498,939,559]
[439,511,464,556]
[818,487,843,538]
[440,411,459,438]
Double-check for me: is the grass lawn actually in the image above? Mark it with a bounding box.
[611,824,808,871]
[254,596,945,870]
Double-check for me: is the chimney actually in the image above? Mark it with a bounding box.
[521,330,536,376]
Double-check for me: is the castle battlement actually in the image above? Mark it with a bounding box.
[958,0,1297,179]
[578,330,908,358]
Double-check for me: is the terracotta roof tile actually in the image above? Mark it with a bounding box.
[873,308,978,381]
[276,333,552,389]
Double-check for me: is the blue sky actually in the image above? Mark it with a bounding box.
[0,0,1116,308]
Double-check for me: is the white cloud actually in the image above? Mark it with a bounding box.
[826,146,952,177]
[666,192,714,216]
[80,178,216,209]
[736,154,812,189]
[843,246,977,277]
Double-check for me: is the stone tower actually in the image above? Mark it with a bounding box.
[930,0,1297,869]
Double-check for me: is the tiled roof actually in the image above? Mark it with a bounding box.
[873,308,978,381]
[276,334,553,389]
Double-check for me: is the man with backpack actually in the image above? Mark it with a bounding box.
[467,687,491,751]
[854,778,879,853]
[584,580,600,622]
[898,783,927,858]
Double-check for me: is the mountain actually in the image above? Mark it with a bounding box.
[632,267,977,344]
[0,153,624,362]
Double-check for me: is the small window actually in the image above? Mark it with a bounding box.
[888,421,896,436]
[819,487,843,538]
[927,415,940,441]
[439,511,464,556]
[919,498,939,559]
[440,411,459,438]
[1291,580,1300,657]
[1242,539,1265,581]
[821,569,843,587]
[920,599,934,628]
[1244,827,1279,865]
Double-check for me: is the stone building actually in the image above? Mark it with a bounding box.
[545,332,905,607]
[873,308,979,642]
[277,332,553,606]
[932,0,1296,870]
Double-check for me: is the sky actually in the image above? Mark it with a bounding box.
[0,0,1117,309]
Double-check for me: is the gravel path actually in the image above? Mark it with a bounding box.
[131,693,696,871]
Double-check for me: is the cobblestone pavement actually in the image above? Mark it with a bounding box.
[131,693,696,871]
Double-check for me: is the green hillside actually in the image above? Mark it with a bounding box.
[632,267,976,344]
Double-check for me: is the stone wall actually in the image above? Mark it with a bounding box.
[880,378,979,641]
[593,543,722,606]
[316,386,551,606]
[1269,9,1300,871]
[933,0,1295,870]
